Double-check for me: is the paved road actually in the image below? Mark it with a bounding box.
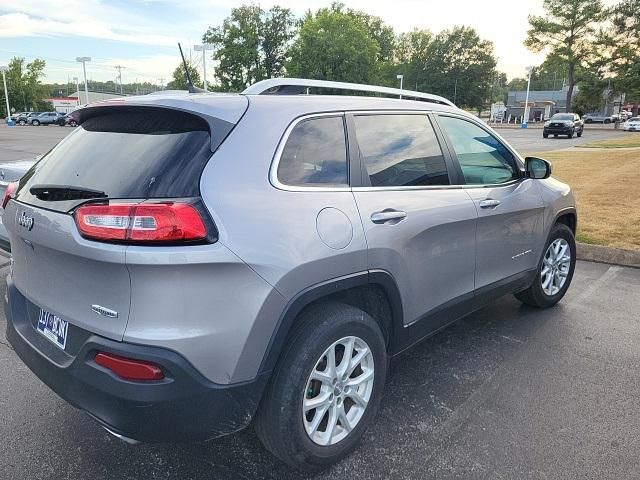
[497,126,630,154]
[2,260,640,479]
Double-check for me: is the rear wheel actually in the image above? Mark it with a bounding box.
[254,302,387,471]
[543,133,549,138]
[515,223,576,308]
[604,119,611,124]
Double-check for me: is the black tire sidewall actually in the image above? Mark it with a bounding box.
[534,224,576,306]
[257,303,387,469]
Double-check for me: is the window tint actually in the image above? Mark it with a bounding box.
[16,108,213,213]
[438,116,518,185]
[354,114,449,187]
[277,116,347,186]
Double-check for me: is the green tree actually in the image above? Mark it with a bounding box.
[203,5,296,91]
[1,57,47,116]
[287,5,379,84]
[166,62,202,90]
[525,0,606,111]
[425,26,498,110]
[606,0,640,114]
[392,29,434,90]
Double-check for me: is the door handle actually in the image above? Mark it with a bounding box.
[479,199,501,209]
[370,210,407,224]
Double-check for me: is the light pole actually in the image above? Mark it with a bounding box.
[396,74,404,99]
[521,65,534,129]
[73,77,80,106]
[194,44,214,91]
[0,66,11,123]
[76,57,91,104]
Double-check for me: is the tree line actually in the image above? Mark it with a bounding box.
[168,0,639,114]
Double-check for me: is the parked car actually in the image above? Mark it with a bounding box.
[16,112,41,125]
[543,113,584,138]
[583,113,614,124]
[56,113,78,127]
[0,158,38,252]
[10,112,30,122]
[623,117,640,132]
[30,111,64,126]
[3,79,577,471]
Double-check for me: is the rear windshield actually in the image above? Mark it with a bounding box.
[16,108,212,212]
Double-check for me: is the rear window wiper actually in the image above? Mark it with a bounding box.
[29,184,108,201]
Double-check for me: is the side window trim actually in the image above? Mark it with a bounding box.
[345,110,460,191]
[270,112,350,192]
[434,113,524,187]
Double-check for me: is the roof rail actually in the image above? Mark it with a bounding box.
[242,78,456,107]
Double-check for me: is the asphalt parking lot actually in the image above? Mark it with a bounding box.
[2,260,639,479]
[1,122,639,479]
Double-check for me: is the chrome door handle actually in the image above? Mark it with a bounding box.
[479,199,501,209]
[370,210,407,224]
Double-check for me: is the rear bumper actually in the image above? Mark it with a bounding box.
[4,274,268,443]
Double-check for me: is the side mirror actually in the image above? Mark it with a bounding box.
[525,157,552,179]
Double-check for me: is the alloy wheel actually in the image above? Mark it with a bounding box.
[541,238,571,296]
[302,336,375,446]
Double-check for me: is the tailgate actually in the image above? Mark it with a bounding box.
[5,200,130,340]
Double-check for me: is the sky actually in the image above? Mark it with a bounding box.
[0,0,606,89]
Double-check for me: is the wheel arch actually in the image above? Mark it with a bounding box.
[257,270,404,376]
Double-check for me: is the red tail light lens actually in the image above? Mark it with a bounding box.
[95,352,164,381]
[2,181,18,209]
[74,201,207,243]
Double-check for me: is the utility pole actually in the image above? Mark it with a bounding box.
[76,57,91,104]
[158,78,165,91]
[73,77,80,105]
[114,65,126,95]
[0,66,11,122]
[194,44,215,91]
[521,66,534,129]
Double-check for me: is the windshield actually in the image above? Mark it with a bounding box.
[629,117,640,122]
[551,114,573,121]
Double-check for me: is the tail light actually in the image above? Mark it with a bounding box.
[2,181,18,209]
[95,352,164,381]
[74,201,208,243]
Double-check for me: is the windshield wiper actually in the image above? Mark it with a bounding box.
[29,184,108,201]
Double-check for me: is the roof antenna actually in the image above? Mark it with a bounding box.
[178,43,206,93]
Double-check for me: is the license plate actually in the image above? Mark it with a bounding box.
[37,309,69,350]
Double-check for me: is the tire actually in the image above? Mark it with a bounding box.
[577,130,582,138]
[553,134,558,138]
[254,302,388,471]
[543,133,549,138]
[31,120,40,126]
[515,223,576,308]
[69,120,77,127]
[567,131,574,138]
[604,119,611,124]
[585,118,593,124]
[18,120,25,126]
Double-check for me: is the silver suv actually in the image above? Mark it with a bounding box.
[4,79,577,471]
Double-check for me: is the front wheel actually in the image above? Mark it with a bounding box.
[31,120,40,126]
[254,302,387,471]
[543,133,549,138]
[515,223,576,308]
[577,130,582,137]
[568,131,574,138]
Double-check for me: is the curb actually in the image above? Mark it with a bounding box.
[576,242,640,269]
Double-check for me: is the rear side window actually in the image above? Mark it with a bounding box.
[277,116,348,187]
[353,114,449,187]
[16,108,213,212]
[438,115,518,185]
